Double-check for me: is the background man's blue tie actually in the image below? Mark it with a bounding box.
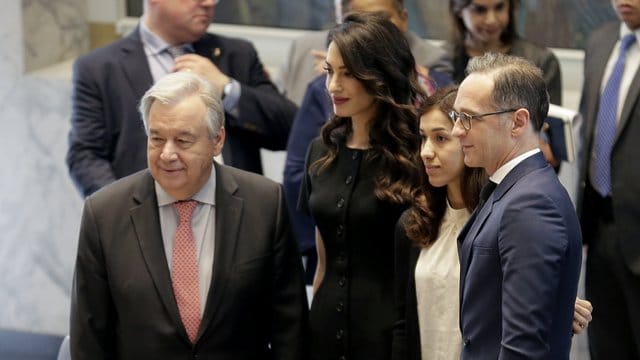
[591,33,636,197]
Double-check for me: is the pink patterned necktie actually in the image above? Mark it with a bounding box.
[171,200,201,344]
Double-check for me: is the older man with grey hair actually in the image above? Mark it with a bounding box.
[70,72,309,360]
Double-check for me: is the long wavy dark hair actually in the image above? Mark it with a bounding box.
[311,12,424,205]
[404,86,486,247]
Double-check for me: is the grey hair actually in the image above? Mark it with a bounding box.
[139,71,224,138]
[466,52,549,132]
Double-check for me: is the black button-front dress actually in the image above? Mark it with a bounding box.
[300,138,407,360]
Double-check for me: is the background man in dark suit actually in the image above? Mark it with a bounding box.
[70,71,309,359]
[66,0,297,197]
[453,53,582,359]
[578,0,640,357]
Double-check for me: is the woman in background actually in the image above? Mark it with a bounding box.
[442,0,562,105]
[299,12,423,360]
[392,86,593,359]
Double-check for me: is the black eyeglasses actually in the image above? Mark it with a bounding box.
[448,109,518,130]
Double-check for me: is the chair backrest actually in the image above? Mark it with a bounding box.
[57,334,70,360]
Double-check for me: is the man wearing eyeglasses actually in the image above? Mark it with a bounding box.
[66,0,297,198]
[453,53,582,359]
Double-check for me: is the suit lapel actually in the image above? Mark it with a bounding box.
[458,201,493,328]
[119,27,154,99]
[585,25,619,141]
[458,200,493,290]
[198,163,243,339]
[617,65,640,141]
[193,34,224,68]
[129,172,188,341]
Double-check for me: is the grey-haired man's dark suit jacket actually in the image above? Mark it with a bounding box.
[70,163,309,360]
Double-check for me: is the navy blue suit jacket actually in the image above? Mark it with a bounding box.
[67,27,297,197]
[458,153,582,359]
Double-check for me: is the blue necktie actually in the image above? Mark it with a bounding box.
[591,33,636,197]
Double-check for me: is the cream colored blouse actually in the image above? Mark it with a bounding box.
[415,202,470,359]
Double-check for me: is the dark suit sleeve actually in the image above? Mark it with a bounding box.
[269,185,310,359]
[391,212,412,360]
[226,44,298,151]
[70,199,115,360]
[297,138,317,215]
[283,75,331,253]
[66,58,117,197]
[498,194,573,359]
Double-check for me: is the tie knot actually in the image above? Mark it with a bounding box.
[480,181,497,203]
[620,33,637,54]
[166,44,193,59]
[174,200,198,222]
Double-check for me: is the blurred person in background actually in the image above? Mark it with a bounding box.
[578,0,640,358]
[67,0,296,197]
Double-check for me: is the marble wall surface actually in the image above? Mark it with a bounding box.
[22,0,88,72]
[0,1,86,336]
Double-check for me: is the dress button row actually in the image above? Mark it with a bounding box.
[337,197,345,208]
[336,301,344,312]
[338,277,346,287]
[337,224,344,236]
[352,151,359,160]
[345,175,353,185]
[336,329,344,340]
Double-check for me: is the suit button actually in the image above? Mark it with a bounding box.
[338,277,346,287]
[337,197,345,208]
[336,301,344,312]
[336,329,344,340]
[463,338,470,346]
[345,175,353,184]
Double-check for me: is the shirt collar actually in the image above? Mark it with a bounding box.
[155,164,217,207]
[138,19,195,55]
[620,23,640,44]
[139,19,171,56]
[489,148,540,184]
